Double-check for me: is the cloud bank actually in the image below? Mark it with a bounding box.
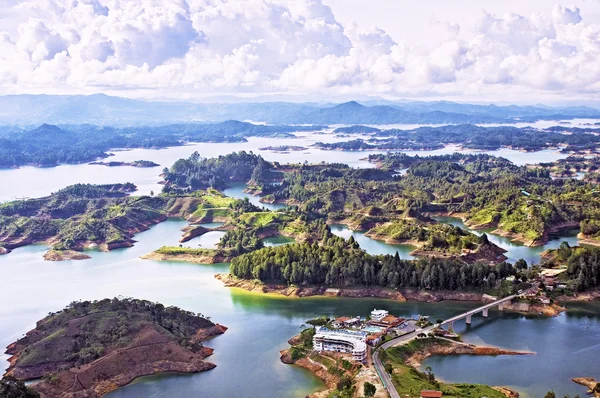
[1,0,600,100]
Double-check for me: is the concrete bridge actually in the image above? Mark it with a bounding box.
[373,290,530,398]
[440,292,520,330]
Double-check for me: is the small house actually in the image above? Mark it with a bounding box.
[420,390,443,398]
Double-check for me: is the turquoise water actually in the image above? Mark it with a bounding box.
[0,134,597,397]
[223,184,288,211]
[197,222,225,228]
[329,224,416,259]
[184,231,226,249]
[422,302,600,398]
[0,220,598,397]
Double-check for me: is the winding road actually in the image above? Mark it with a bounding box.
[372,290,531,398]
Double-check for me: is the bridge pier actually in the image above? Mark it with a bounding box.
[483,308,489,317]
[448,321,454,331]
[466,314,472,324]
[498,303,504,311]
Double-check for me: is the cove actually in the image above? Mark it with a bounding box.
[433,216,582,265]
[329,224,416,259]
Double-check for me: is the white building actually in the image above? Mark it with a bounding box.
[371,309,388,322]
[313,327,367,361]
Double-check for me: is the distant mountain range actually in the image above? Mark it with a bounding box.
[1,94,599,126]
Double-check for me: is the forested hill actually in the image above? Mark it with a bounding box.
[0,121,323,168]
[162,151,278,191]
[5,298,225,397]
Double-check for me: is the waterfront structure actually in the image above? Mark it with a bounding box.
[370,309,388,321]
[369,314,404,328]
[332,316,361,329]
[312,327,367,361]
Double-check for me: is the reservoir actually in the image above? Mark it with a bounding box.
[0,127,598,397]
[0,129,570,202]
[0,219,597,398]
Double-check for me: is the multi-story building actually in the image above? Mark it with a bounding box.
[370,309,388,321]
[312,327,367,361]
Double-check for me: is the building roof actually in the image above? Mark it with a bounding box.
[380,315,403,324]
[334,317,351,323]
[420,390,443,398]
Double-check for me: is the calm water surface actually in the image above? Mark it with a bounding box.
[0,128,598,397]
[0,220,598,397]
[0,130,571,202]
[329,224,415,259]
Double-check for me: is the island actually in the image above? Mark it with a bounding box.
[4,298,226,397]
[89,160,160,168]
[317,124,600,152]
[258,145,308,152]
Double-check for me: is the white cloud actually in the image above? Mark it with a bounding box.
[1,0,600,101]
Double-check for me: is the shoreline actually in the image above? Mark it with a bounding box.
[281,332,526,398]
[215,274,577,314]
[405,339,535,369]
[142,250,229,264]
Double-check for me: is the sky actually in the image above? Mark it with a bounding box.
[3,0,600,103]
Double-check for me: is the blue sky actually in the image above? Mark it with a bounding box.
[2,0,600,103]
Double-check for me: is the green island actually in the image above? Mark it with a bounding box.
[3,298,226,397]
[88,160,160,168]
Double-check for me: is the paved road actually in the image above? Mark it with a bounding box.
[372,290,532,398]
[372,326,435,398]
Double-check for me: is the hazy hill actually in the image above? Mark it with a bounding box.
[1,94,599,126]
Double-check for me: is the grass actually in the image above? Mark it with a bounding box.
[468,207,498,226]
[383,339,506,398]
[198,191,236,208]
[155,246,218,256]
[238,212,289,228]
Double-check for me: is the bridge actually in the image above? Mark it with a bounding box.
[440,292,520,330]
[372,290,530,398]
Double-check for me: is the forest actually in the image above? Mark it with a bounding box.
[548,245,600,291]
[230,227,515,291]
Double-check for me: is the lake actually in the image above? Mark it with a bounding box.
[0,219,597,397]
[0,129,570,202]
[0,126,598,397]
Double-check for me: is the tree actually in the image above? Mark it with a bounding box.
[336,375,353,391]
[0,376,40,398]
[544,391,556,398]
[363,382,376,397]
[425,366,436,383]
[384,363,393,374]
[515,259,528,270]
